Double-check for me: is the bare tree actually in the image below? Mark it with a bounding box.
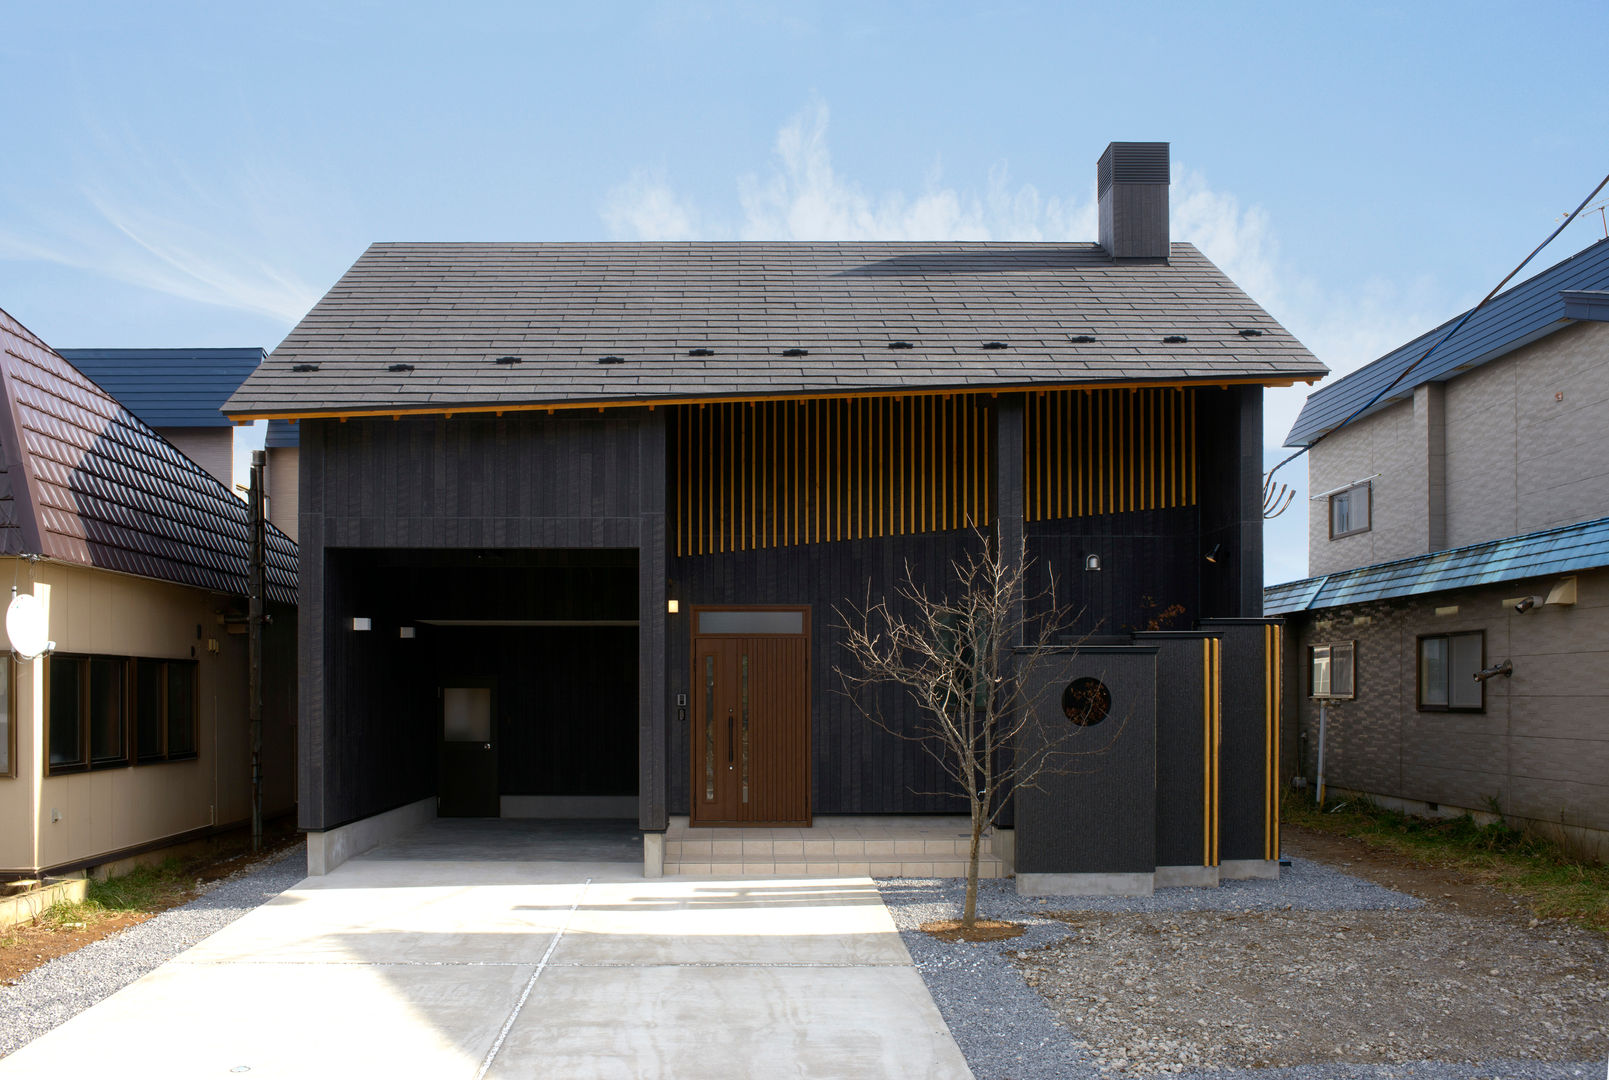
[835,530,1115,927]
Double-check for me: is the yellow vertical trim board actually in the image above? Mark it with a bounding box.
[1273,625,1282,859]
[1212,637,1221,867]
[1263,624,1275,861]
[1203,637,1209,869]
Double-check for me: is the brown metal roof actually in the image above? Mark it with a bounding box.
[0,308,296,605]
[224,241,1327,419]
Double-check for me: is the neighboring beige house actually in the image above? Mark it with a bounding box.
[56,347,266,490]
[0,310,298,878]
[1267,237,1609,860]
[265,419,299,542]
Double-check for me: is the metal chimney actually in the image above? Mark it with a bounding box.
[1097,142,1170,260]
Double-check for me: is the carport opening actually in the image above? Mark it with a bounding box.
[331,548,639,820]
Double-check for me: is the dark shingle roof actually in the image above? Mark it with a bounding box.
[224,241,1325,419]
[57,347,265,429]
[264,419,299,448]
[1263,516,1609,615]
[0,310,296,604]
[1284,237,1609,448]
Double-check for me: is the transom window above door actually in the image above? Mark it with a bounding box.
[695,609,806,635]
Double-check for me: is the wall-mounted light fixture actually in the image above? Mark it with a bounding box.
[1204,543,1223,564]
[1511,595,1540,614]
[207,638,221,654]
[351,617,372,631]
[667,599,680,614]
[1084,554,1101,572]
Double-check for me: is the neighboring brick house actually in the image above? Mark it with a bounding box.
[1267,237,1609,859]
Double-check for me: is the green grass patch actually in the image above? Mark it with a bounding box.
[85,858,192,913]
[1285,790,1609,934]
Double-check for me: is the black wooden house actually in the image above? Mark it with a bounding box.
[226,143,1325,889]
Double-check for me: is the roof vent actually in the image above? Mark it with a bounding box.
[688,348,716,357]
[598,355,625,365]
[494,355,522,365]
[1097,142,1170,260]
[981,341,1009,350]
[1070,335,1097,344]
[388,363,414,373]
[887,341,914,349]
[781,348,809,357]
[291,363,319,373]
[1237,328,1265,338]
[1162,335,1189,344]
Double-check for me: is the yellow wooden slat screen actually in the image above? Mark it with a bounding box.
[671,397,995,557]
[1023,387,1197,523]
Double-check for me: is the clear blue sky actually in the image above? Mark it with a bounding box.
[4,1,1607,582]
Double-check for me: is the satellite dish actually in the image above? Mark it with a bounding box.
[6,591,49,660]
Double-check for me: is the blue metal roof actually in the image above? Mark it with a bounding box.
[1264,517,1609,614]
[1284,237,1609,447]
[264,419,300,448]
[57,347,266,429]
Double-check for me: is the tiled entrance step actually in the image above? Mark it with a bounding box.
[662,815,1007,878]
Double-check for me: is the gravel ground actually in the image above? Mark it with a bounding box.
[0,847,304,1058]
[876,859,1605,1080]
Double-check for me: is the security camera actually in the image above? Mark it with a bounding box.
[1473,659,1513,683]
[1513,596,1541,613]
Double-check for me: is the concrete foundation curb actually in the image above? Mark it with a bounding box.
[306,797,437,875]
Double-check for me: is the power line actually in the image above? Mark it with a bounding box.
[1263,168,1609,518]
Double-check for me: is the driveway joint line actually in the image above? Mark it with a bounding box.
[475,876,590,1080]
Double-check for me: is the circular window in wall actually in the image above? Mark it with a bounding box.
[1061,677,1112,727]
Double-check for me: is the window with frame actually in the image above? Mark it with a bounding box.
[46,655,198,774]
[1418,631,1484,711]
[1309,642,1356,699]
[47,655,128,772]
[1329,482,1371,539]
[135,659,198,763]
[0,656,12,778]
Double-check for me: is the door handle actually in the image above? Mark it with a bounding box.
[483,743,491,751]
[727,709,735,768]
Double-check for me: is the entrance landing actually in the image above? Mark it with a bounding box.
[663,815,1008,878]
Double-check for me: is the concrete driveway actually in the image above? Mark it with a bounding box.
[1,820,972,1079]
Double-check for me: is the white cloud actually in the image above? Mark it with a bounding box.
[601,170,704,241]
[601,101,1452,583]
[604,101,1096,244]
[0,122,326,324]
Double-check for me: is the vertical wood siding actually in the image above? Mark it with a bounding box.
[300,412,666,831]
[1023,387,1198,522]
[669,396,995,556]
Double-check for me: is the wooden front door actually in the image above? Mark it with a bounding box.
[691,617,810,826]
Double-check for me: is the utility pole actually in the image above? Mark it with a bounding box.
[248,449,266,853]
